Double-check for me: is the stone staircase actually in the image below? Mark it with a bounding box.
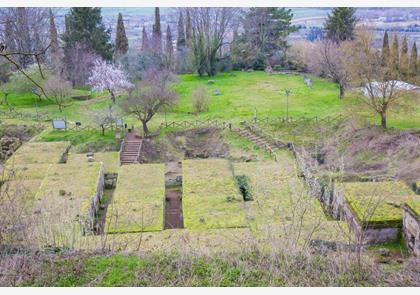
[120,132,142,165]
[237,128,277,153]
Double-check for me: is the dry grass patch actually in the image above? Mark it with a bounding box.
[6,141,70,165]
[32,162,104,245]
[105,164,165,233]
[67,152,119,174]
[233,157,349,243]
[183,159,247,230]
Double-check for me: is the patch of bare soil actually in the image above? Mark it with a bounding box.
[139,128,229,163]
[0,124,40,164]
[315,120,420,183]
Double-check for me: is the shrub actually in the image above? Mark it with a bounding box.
[192,86,211,114]
[234,175,253,201]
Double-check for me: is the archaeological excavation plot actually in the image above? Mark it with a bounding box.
[67,152,120,174]
[334,181,419,243]
[6,141,71,165]
[182,159,247,230]
[105,164,165,233]
[33,162,105,241]
[164,162,184,229]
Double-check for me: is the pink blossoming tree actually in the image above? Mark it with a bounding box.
[88,59,133,103]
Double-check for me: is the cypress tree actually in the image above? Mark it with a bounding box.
[390,34,400,78]
[324,7,358,42]
[114,13,129,59]
[409,42,417,81]
[152,7,162,52]
[177,11,186,50]
[166,25,174,69]
[141,26,149,51]
[63,7,113,60]
[49,9,63,71]
[400,36,409,80]
[185,9,192,48]
[382,31,390,66]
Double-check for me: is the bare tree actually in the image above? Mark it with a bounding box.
[345,29,411,128]
[120,69,178,135]
[44,75,72,112]
[187,8,238,76]
[87,106,116,135]
[64,42,99,87]
[308,40,350,99]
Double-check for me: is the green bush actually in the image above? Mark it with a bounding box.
[235,175,253,201]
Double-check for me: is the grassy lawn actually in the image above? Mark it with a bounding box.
[105,164,165,233]
[337,181,418,228]
[2,71,418,132]
[182,159,247,229]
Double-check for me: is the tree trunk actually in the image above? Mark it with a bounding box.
[109,89,116,103]
[141,120,149,135]
[101,125,105,135]
[380,112,387,129]
[339,84,345,99]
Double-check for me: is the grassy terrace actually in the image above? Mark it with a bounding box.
[338,181,418,228]
[68,152,119,174]
[182,159,247,230]
[1,163,52,209]
[6,141,70,165]
[233,151,348,241]
[33,162,103,244]
[105,164,165,233]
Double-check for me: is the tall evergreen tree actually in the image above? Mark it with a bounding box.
[141,26,149,51]
[390,34,400,78]
[176,12,186,50]
[400,36,409,80]
[114,12,129,59]
[49,9,63,67]
[185,9,192,48]
[382,31,390,66]
[166,25,174,69]
[324,7,358,42]
[152,7,162,52]
[409,42,417,80]
[16,8,33,67]
[63,7,113,60]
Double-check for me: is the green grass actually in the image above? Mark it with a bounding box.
[2,71,419,133]
[338,181,418,228]
[67,152,120,174]
[6,141,70,165]
[35,129,119,153]
[105,164,165,233]
[182,159,247,230]
[33,162,103,244]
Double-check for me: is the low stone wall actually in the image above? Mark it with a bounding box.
[288,143,334,214]
[83,163,105,235]
[339,196,400,244]
[289,143,401,245]
[403,205,420,256]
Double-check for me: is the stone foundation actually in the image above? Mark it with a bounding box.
[403,205,420,256]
